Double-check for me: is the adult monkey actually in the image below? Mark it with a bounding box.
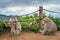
[39,17,57,35]
[3,17,22,35]
[9,17,22,35]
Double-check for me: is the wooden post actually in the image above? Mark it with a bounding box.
[39,6,43,30]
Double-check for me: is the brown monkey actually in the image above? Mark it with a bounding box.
[29,19,36,26]
[3,17,22,35]
[9,17,22,35]
[39,17,57,35]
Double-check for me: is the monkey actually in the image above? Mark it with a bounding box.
[3,17,22,35]
[39,17,57,35]
[15,22,22,35]
[29,19,36,26]
[9,17,22,35]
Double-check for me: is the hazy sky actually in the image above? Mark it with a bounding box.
[0,0,60,17]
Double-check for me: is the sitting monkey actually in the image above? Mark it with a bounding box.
[29,19,36,26]
[39,17,57,35]
[9,17,22,35]
[3,17,22,35]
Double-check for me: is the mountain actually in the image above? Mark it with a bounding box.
[0,14,10,20]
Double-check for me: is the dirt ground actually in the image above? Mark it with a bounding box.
[0,30,60,40]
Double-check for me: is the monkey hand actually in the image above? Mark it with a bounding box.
[39,30,43,33]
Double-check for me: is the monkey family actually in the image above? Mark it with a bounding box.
[3,17,57,35]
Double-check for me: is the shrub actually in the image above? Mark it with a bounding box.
[30,23,39,33]
[0,21,4,31]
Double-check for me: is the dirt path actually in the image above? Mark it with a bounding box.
[0,30,60,40]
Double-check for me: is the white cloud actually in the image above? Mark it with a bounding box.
[6,6,23,13]
[43,4,60,17]
[43,4,60,11]
[0,6,38,16]
[24,6,38,13]
[43,4,58,9]
[0,4,60,18]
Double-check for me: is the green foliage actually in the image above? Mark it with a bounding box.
[0,12,60,32]
[0,20,10,31]
[17,13,39,32]
[17,13,60,32]
[30,23,39,32]
[0,21,4,31]
[21,22,29,29]
[53,19,60,31]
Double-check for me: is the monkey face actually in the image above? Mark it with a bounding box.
[29,21,36,26]
[42,17,50,23]
[29,22,32,26]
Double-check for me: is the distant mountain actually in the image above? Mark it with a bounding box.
[0,14,10,20]
[0,14,21,20]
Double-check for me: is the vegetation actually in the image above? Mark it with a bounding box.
[0,20,4,31]
[17,13,39,32]
[17,13,60,32]
[0,13,60,32]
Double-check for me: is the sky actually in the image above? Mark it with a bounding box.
[0,0,60,17]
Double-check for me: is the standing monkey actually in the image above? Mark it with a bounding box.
[39,17,57,35]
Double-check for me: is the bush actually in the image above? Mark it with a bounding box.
[57,25,60,31]
[30,23,39,32]
[0,21,4,31]
[20,22,30,32]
